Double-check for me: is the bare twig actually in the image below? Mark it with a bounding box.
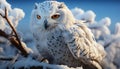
[0,56,14,61]
[4,8,23,52]
[0,8,28,56]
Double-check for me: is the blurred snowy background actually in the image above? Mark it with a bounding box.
[0,0,120,69]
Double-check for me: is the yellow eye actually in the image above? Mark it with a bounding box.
[51,14,60,19]
[37,15,41,19]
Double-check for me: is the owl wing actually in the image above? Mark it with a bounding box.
[62,22,106,63]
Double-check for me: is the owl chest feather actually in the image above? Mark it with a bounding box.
[35,28,82,67]
[45,29,76,65]
[46,29,67,56]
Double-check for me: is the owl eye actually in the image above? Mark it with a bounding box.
[51,14,60,19]
[37,15,41,19]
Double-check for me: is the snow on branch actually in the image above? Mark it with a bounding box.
[12,57,83,69]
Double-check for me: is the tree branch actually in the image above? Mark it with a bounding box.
[0,30,9,38]
[0,8,29,57]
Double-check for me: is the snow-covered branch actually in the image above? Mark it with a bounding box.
[0,8,29,57]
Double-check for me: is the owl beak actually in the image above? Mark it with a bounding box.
[44,19,49,29]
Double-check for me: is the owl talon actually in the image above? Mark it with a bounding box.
[41,58,49,63]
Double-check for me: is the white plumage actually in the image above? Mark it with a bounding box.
[30,1,106,69]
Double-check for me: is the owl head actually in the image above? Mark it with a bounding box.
[30,1,75,31]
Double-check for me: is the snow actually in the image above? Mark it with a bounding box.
[71,7,84,20]
[0,0,120,69]
[0,16,6,30]
[103,38,120,69]
[71,8,96,23]
[80,10,96,23]
[13,57,83,69]
[0,0,11,11]
[21,41,33,54]
[99,17,111,27]
[0,9,5,16]
[0,0,25,34]
[115,22,120,35]
[9,8,25,27]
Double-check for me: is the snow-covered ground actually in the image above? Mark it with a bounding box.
[0,0,120,69]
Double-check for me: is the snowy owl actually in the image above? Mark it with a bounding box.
[30,1,106,69]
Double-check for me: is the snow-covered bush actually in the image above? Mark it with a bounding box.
[71,7,120,69]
